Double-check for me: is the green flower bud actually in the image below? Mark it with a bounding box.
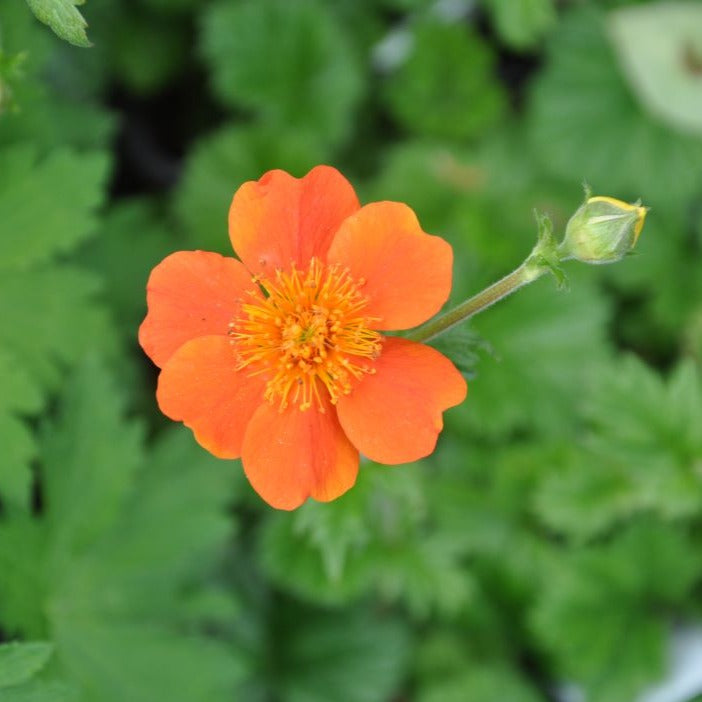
[561,196,648,264]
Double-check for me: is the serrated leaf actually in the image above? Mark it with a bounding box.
[531,521,702,702]
[383,20,506,141]
[0,359,246,700]
[0,267,114,391]
[40,356,144,558]
[609,2,702,136]
[448,274,611,438]
[0,642,53,689]
[425,324,483,379]
[534,357,702,540]
[25,0,91,48]
[0,517,47,638]
[0,414,36,509]
[261,462,474,616]
[0,349,44,507]
[200,0,363,147]
[0,145,109,270]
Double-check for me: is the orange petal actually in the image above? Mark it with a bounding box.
[326,201,453,330]
[241,398,359,510]
[139,250,256,368]
[336,337,466,465]
[157,336,265,459]
[228,166,360,276]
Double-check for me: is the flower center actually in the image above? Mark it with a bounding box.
[229,258,382,411]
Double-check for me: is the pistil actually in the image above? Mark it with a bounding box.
[230,258,382,411]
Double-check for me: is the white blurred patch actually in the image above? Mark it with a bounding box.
[372,0,475,72]
[638,626,702,702]
[552,625,702,702]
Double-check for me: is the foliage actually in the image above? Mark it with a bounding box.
[2,0,702,701]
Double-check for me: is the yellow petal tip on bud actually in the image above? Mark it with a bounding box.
[560,194,649,265]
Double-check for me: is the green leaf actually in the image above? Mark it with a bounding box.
[483,0,556,50]
[418,665,543,702]
[173,125,328,254]
[383,21,506,141]
[275,607,411,702]
[609,2,702,136]
[534,357,702,540]
[426,325,482,379]
[0,359,246,701]
[261,462,474,616]
[25,0,91,48]
[0,145,109,271]
[448,273,611,438]
[528,5,702,214]
[0,681,77,702]
[0,517,47,638]
[0,642,53,689]
[77,200,173,339]
[603,210,702,347]
[0,350,43,508]
[0,267,114,391]
[531,521,702,701]
[200,0,363,147]
[40,356,144,557]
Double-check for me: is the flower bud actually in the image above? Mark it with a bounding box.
[561,196,648,265]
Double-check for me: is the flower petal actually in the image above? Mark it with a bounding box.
[157,336,265,459]
[139,250,256,368]
[241,399,359,510]
[326,201,453,330]
[336,337,466,464]
[228,165,360,276]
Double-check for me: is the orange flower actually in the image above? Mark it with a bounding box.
[139,166,467,509]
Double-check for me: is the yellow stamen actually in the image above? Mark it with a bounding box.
[229,258,382,411]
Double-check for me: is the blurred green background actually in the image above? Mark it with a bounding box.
[1,0,702,700]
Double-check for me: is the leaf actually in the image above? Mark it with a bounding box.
[0,267,114,391]
[418,665,543,702]
[76,200,173,339]
[0,360,246,700]
[275,607,411,702]
[534,357,702,540]
[528,5,702,214]
[0,145,110,271]
[25,0,91,48]
[200,0,363,147]
[40,356,144,558]
[483,0,556,50]
[0,517,47,638]
[0,681,77,702]
[609,2,702,136]
[448,273,611,438]
[531,521,702,701]
[0,144,113,508]
[260,462,474,617]
[173,125,328,254]
[0,6,113,149]
[0,642,53,689]
[383,20,506,141]
[426,321,485,379]
[0,350,43,507]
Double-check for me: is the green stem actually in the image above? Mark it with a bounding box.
[406,261,547,344]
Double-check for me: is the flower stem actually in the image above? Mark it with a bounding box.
[407,260,547,344]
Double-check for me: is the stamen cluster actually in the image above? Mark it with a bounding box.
[230,258,382,411]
